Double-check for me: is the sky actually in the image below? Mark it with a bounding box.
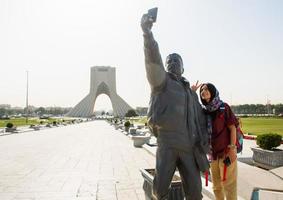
[0,0,282,111]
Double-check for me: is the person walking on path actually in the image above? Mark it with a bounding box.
[199,83,238,200]
[141,11,209,200]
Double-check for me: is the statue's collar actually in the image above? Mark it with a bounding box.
[168,72,190,89]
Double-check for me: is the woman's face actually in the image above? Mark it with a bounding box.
[200,84,211,103]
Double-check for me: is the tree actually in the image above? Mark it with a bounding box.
[0,108,7,116]
[125,109,138,117]
[36,107,46,115]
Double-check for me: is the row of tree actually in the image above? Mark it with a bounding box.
[231,104,283,115]
[1,104,283,118]
[0,106,72,117]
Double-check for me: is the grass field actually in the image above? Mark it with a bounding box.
[0,118,73,128]
[128,117,147,125]
[130,116,283,136]
[2,116,282,137]
[240,117,283,136]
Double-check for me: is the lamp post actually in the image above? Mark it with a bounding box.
[25,70,29,124]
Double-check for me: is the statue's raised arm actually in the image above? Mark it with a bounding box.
[141,13,166,91]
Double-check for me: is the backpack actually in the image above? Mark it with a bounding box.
[220,103,244,154]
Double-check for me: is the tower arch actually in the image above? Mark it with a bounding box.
[66,66,132,117]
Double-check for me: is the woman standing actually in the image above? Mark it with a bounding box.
[199,83,238,200]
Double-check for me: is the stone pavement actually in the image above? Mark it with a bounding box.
[0,121,155,200]
[0,121,211,200]
[237,140,283,199]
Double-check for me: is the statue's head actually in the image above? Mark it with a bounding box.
[165,53,184,77]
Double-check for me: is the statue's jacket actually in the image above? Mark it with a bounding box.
[143,32,209,172]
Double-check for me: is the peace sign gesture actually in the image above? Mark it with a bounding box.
[191,80,202,92]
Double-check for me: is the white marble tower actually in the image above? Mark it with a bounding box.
[66,66,132,117]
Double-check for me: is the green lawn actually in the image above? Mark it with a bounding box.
[240,117,283,136]
[4,116,282,137]
[131,116,283,136]
[128,116,147,125]
[0,117,74,128]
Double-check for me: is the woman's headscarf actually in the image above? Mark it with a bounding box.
[200,83,223,112]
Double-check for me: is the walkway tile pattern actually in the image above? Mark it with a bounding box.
[0,121,155,200]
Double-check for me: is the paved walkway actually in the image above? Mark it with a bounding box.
[0,121,156,200]
[3,120,282,200]
[0,121,211,200]
[236,140,283,199]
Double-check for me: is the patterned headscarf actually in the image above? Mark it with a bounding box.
[200,83,223,113]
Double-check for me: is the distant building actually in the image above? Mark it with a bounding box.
[0,104,11,109]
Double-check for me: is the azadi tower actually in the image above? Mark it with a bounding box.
[66,66,132,117]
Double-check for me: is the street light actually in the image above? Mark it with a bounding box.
[25,70,29,124]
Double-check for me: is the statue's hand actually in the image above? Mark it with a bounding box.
[141,13,153,35]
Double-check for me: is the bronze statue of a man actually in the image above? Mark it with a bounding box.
[141,11,209,200]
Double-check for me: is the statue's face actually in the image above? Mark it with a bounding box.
[165,54,183,76]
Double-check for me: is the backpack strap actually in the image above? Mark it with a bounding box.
[219,102,226,116]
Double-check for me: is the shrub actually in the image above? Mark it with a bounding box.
[124,121,131,127]
[6,122,14,128]
[256,133,282,150]
[125,109,138,117]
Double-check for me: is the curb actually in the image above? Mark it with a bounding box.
[244,134,257,140]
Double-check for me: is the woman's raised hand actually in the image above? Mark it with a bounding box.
[191,80,202,92]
